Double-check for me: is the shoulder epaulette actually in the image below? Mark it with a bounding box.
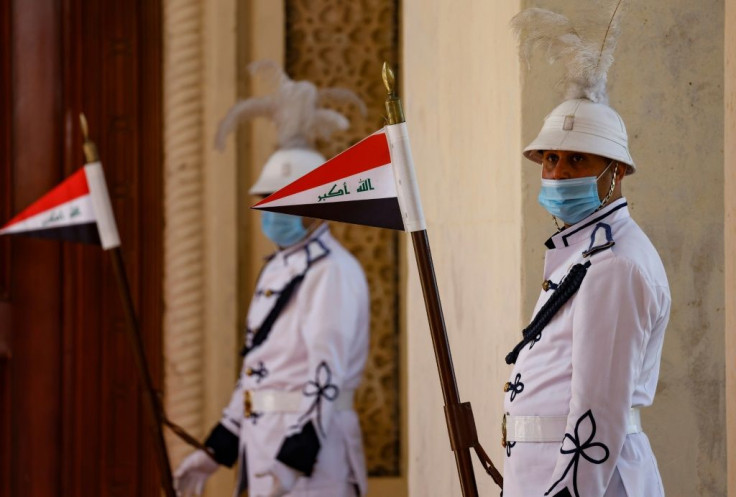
[582,222,615,258]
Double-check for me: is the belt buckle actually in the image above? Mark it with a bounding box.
[501,413,507,448]
[244,390,252,418]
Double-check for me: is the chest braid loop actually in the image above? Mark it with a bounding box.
[505,260,591,365]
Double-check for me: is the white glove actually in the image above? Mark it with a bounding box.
[173,449,219,497]
[254,460,302,497]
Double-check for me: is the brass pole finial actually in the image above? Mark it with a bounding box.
[79,113,99,163]
[80,113,89,138]
[382,62,396,96]
[382,62,404,125]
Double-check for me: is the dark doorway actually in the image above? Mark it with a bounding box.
[0,1,163,496]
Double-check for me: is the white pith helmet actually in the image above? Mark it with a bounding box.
[524,98,636,174]
[512,6,634,173]
[249,148,326,195]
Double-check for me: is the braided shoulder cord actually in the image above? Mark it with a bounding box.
[505,261,592,364]
[245,272,306,355]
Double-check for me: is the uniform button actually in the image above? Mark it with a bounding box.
[246,367,254,376]
[503,382,511,392]
[542,280,550,291]
[265,289,273,297]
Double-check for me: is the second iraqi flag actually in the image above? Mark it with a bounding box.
[253,124,426,232]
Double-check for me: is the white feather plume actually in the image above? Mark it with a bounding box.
[318,88,368,117]
[511,1,625,104]
[310,109,351,143]
[214,60,365,151]
[214,97,275,151]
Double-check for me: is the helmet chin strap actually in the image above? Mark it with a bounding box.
[597,162,619,209]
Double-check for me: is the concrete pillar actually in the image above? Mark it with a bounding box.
[403,2,523,495]
[725,1,735,495]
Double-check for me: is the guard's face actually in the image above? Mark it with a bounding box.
[541,150,619,201]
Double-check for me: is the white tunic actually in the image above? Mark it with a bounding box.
[503,199,670,497]
[208,224,369,497]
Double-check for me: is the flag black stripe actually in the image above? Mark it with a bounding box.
[6,222,101,245]
[257,198,404,231]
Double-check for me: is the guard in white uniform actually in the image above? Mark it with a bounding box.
[174,61,369,497]
[504,9,671,497]
[208,219,369,497]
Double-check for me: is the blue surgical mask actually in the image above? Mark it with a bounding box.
[261,211,307,248]
[538,163,613,225]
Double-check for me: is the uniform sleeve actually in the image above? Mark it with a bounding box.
[544,257,661,497]
[204,371,246,467]
[275,259,367,476]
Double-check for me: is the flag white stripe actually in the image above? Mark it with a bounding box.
[386,122,426,232]
[0,195,96,235]
[84,162,120,250]
[256,163,398,209]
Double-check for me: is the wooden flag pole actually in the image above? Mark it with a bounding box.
[382,64,503,496]
[80,115,177,497]
[409,230,481,497]
[108,249,177,497]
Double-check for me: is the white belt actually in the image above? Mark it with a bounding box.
[244,389,354,417]
[504,408,642,444]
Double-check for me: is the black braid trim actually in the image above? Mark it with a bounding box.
[552,488,573,497]
[505,261,591,364]
[276,420,321,476]
[204,423,239,467]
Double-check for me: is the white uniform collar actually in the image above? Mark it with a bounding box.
[545,198,629,250]
[270,222,331,267]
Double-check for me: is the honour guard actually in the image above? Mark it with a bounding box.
[174,61,369,497]
[502,6,671,497]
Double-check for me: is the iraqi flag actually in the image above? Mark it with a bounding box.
[0,162,120,249]
[253,123,426,232]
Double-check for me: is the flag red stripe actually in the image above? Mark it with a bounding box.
[2,167,90,228]
[255,131,390,206]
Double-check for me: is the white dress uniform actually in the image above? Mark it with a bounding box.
[205,223,369,497]
[502,198,670,497]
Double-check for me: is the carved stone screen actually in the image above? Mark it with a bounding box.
[285,0,401,477]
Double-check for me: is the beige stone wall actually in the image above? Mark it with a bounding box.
[725,1,735,495]
[239,0,285,296]
[403,1,523,495]
[162,1,240,496]
[202,1,240,494]
[594,2,724,494]
[163,1,285,494]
